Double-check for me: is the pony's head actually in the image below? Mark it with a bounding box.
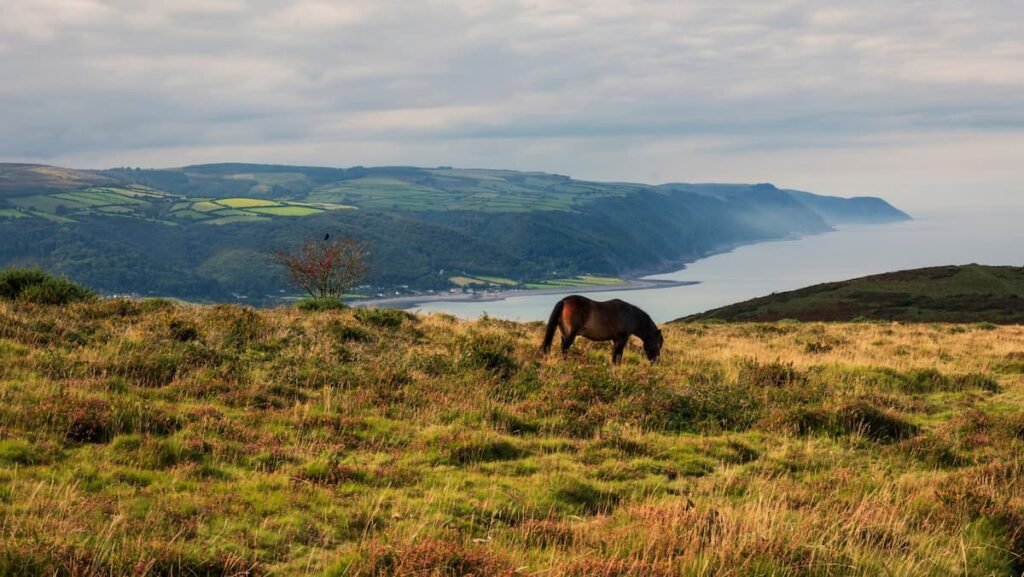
[644,328,664,363]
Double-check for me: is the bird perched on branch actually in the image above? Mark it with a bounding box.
[323,233,330,241]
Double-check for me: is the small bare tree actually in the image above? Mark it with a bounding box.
[272,234,369,301]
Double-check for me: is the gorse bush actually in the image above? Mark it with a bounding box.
[445,433,527,465]
[326,320,374,343]
[296,297,348,311]
[207,304,264,350]
[167,317,201,342]
[454,330,519,380]
[0,268,53,299]
[0,267,94,305]
[355,307,414,328]
[738,359,804,388]
[835,400,919,443]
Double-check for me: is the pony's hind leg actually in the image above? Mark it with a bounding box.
[560,330,577,356]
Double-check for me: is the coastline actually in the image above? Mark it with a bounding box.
[352,222,910,312]
[353,278,699,310]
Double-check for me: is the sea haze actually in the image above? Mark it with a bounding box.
[412,211,1024,323]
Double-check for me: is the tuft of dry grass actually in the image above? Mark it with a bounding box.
[0,299,1022,575]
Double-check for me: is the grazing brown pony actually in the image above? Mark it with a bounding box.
[540,295,663,364]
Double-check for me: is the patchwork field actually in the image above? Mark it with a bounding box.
[523,275,627,289]
[2,186,351,225]
[1,298,1022,575]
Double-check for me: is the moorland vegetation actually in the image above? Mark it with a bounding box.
[0,272,1021,575]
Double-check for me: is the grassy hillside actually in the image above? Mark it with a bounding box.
[1,297,1023,575]
[681,265,1024,324]
[0,164,115,197]
[1,163,909,303]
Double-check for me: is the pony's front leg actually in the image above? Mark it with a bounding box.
[611,338,627,364]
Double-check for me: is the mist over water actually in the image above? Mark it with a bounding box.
[413,211,1024,323]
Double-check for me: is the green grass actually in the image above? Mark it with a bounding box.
[167,209,210,220]
[309,177,446,211]
[246,206,323,216]
[575,275,626,286]
[200,215,271,225]
[8,187,156,219]
[6,188,161,222]
[96,205,135,214]
[0,296,1021,575]
[105,186,169,199]
[452,275,621,290]
[52,192,111,207]
[11,188,160,218]
[64,190,148,206]
[449,276,488,287]
[191,201,224,213]
[26,210,75,223]
[449,275,522,288]
[474,276,519,286]
[216,198,281,208]
[201,208,250,217]
[0,209,27,218]
[10,194,86,212]
[525,275,626,289]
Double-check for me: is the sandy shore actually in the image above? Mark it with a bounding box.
[353,278,699,310]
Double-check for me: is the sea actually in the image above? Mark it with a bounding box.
[412,211,1024,323]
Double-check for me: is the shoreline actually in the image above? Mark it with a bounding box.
[352,223,912,311]
[353,278,699,310]
[350,231,829,311]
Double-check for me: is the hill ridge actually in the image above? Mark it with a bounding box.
[678,264,1024,324]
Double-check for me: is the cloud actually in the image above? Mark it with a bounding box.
[1,0,114,42]
[1,0,1022,209]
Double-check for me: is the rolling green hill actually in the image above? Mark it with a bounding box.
[679,264,1024,323]
[0,163,910,303]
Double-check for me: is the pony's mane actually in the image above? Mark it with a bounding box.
[627,302,658,340]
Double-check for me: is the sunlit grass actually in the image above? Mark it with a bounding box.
[246,205,323,216]
[473,276,519,286]
[525,275,626,289]
[0,299,1021,575]
[215,198,281,208]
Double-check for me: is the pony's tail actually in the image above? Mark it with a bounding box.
[540,299,564,354]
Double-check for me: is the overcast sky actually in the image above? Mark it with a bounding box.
[2,1,1022,212]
